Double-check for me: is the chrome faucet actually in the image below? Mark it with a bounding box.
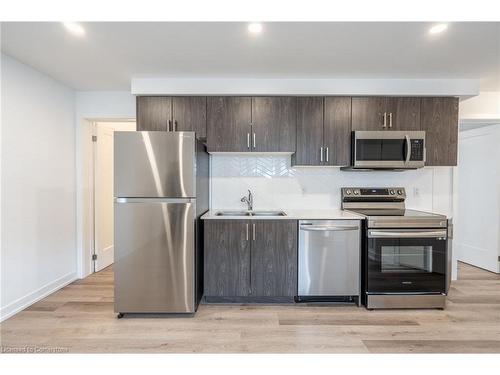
[240,189,253,211]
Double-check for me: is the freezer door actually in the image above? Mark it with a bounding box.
[114,131,196,198]
[114,199,195,313]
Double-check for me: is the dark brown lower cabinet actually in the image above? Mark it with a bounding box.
[251,220,297,297]
[204,220,298,302]
[204,220,251,297]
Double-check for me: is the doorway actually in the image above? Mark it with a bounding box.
[456,124,500,273]
[92,121,136,272]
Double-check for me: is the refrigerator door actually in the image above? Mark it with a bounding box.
[114,198,195,313]
[114,131,196,198]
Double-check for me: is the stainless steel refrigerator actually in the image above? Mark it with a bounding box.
[113,131,208,315]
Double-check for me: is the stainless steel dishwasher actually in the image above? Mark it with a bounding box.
[297,220,361,305]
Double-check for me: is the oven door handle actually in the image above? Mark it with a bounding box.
[368,230,447,238]
[300,225,359,232]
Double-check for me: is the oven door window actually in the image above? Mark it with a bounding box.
[367,237,446,293]
[381,245,433,273]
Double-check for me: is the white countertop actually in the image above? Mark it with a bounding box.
[201,209,364,220]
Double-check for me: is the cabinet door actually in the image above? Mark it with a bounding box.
[204,220,251,297]
[294,97,324,165]
[172,97,207,138]
[251,220,297,297]
[251,97,296,152]
[207,97,251,152]
[421,97,459,166]
[387,97,421,130]
[323,97,352,166]
[136,96,172,131]
[351,97,387,131]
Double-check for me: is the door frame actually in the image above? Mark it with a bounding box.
[78,118,135,279]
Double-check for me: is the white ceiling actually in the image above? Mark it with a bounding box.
[1,22,499,91]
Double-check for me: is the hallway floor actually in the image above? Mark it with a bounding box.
[1,262,500,353]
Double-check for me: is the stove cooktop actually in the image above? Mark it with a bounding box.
[347,208,444,218]
[346,208,448,228]
[340,187,448,228]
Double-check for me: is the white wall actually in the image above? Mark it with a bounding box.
[75,91,135,278]
[459,91,500,121]
[1,54,77,321]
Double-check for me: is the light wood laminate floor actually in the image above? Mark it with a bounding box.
[1,262,500,353]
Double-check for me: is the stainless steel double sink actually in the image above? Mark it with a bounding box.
[215,210,287,217]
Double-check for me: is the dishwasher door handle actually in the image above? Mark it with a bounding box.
[300,225,359,232]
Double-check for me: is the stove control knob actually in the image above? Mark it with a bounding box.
[389,190,395,195]
[345,189,351,195]
[353,190,359,195]
[397,189,403,195]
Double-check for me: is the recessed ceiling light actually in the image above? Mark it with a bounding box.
[429,23,448,34]
[62,22,86,37]
[248,23,263,34]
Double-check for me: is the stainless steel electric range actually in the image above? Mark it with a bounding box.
[341,187,452,309]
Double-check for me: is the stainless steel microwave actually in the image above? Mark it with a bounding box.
[349,131,426,169]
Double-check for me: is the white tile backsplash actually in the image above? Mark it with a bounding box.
[210,155,454,214]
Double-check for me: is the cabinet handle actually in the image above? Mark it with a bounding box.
[246,223,249,241]
[247,133,250,149]
[173,119,177,132]
[168,120,172,132]
[320,147,324,162]
[382,113,387,128]
[389,113,393,128]
[325,147,329,163]
[253,133,256,149]
[252,223,256,241]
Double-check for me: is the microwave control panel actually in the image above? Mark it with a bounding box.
[410,139,424,161]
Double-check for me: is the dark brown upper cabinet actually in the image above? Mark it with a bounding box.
[387,97,421,131]
[294,97,351,166]
[251,97,297,152]
[206,96,252,152]
[421,97,459,166]
[207,96,296,153]
[352,97,420,131]
[172,97,207,138]
[323,97,352,166]
[294,97,324,165]
[136,96,172,131]
[136,96,207,138]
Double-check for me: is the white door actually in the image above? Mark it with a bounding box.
[94,121,135,272]
[457,124,500,273]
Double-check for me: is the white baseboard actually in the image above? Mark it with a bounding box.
[0,272,77,322]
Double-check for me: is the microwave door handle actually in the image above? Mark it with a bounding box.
[405,135,411,164]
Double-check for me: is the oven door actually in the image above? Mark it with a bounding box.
[353,131,425,169]
[366,228,447,294]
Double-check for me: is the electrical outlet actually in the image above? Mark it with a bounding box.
[413,187,420,197]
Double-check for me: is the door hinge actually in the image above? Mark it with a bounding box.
[498,256,500,262]
[92,135,97,142]
[92,254,97,261]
